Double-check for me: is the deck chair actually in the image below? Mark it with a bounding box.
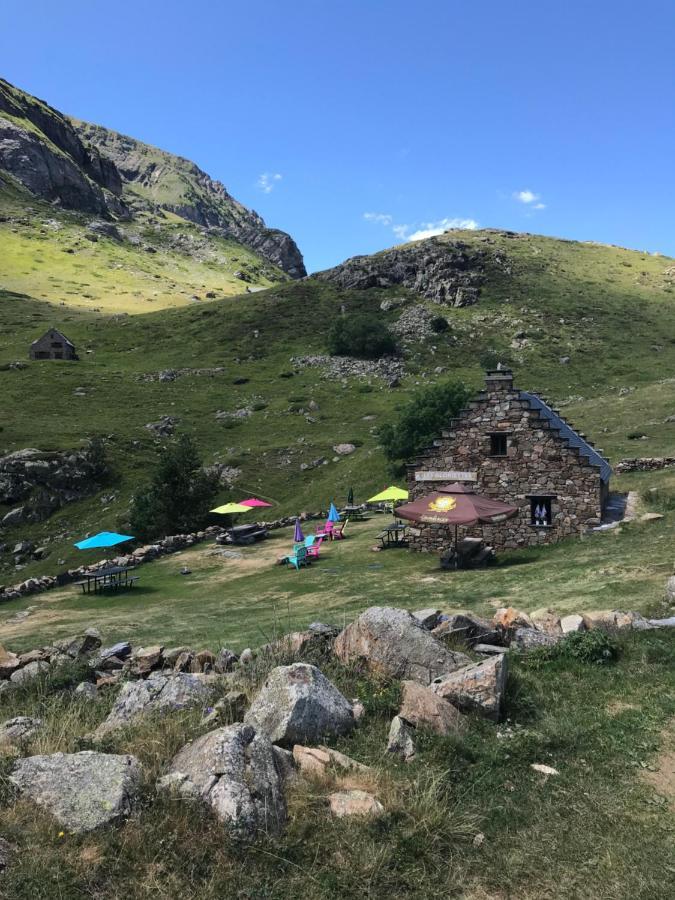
[315,521,334,538]
[330,518,349,540]
[285,544,309,570]
[305,534,324,559]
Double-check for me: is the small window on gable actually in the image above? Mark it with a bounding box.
[530,496,552,526]
[490,433,508,456]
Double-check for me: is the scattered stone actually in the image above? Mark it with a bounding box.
[157,724,286,837]
[239,648,254,666]
[474,643,508,655]
[560,614,585,634]
[244,663,355,747]
[411,608,443,630]
[387,715,417,761]
[272,745,297,781]
[531,763,559,776]
[511,627,560,650]
[493,607,535,632]
[128,645,163,676]
[351,699,366,722]
[292,744,369,778]
[54,629,102,658]
[431,655,508,721]
[74,682,98,701]
[10,751,141,833]
[202,690,248,726]
[473,831,486,848]
[328,789,384,818]
[94,642,132,666]
[0,837,14,872]
[333,443,356,456]
[665,576,675,604]
[399,680,467,735]
[639,512,664,523]
[10,659,49,685]
[334,606,471,686]
[94,672,215,738]
[213,647,239,675]
[0,646,21,678]
[432,612,499,645]
[530,609,563,636]
[0,715,42,747]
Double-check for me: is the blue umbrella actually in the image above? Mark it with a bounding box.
[74,531,134,550]
[327,502,340,523]
[294,518,305,542]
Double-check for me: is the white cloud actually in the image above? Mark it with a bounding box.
[514,189,539,204]
[257,172,282,193]
[365,213,478,243]
[405,217,479,241]
[533,202,546,210]
[363,212,393,226]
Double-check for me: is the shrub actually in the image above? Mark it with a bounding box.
[523,630,619,669]
[327,313,397,359]
[430,316,449,333]
[378,379,472,473]
[130,435,219,541]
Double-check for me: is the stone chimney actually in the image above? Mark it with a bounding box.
[485,367,514,394]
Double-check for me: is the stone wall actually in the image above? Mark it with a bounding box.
[614,457,675,473]
[406,371,607,553]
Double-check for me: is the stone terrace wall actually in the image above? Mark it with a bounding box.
[406,372,605,553]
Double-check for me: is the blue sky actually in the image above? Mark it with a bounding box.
[2,0,674,272]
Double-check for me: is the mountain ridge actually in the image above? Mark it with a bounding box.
[0,77,305,278]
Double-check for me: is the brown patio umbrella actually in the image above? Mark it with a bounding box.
[394,483,519,540]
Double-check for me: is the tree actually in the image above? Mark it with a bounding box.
[378,380,472,474]
[130,435,219,541]
[327,313,397,359]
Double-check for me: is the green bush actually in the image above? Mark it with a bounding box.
[327,313,397,359]
[430,316,450,333]
[523,630,619,669]
[130,435,219,541]
[378,379,472,474]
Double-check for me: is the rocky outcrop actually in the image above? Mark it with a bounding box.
[158,724,286,837]
[334,607,471,685]
[9,751,141,833]
[0,446,109,528]
[315,234,511,306]
[72,119,305,277]
[244,663,355,747]
[0,78,127,217]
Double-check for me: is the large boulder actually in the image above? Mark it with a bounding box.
[244,663,355,747]
[93,672,215,738]
[511,628,560,650]
[0,646,21,679]
[399,680,466,735]
[560,614,585,634]
[10,659,49,685]
[53,629,101,658]
[334,607,470,685]
[9,751,140,833]
[431,655,508,721]
[157,724,286,837]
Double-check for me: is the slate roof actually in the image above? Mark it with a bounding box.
[520,391,612,482]
[31,328,75,348]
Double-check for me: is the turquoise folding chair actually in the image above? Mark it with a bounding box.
[285,544,309,570]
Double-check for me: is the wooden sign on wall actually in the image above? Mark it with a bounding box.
[414,470,477,482]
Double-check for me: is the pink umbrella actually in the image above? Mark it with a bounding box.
[239,498,273,508]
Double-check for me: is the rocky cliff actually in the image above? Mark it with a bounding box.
[0,78,305,278]
[314,232,512,306]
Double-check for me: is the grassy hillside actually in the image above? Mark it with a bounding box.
[1,228,674,579]
[0,181,289,313]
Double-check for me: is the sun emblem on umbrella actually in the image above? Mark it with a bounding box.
[428,496,457,512]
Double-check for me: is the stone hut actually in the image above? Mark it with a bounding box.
[29,328,77,361]
[405,368,611,552]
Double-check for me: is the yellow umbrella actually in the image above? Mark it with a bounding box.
[210,503,252,515]
[367,486,409,503]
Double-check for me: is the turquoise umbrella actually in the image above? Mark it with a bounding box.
[74,532,134,550]
[327,502,340,523]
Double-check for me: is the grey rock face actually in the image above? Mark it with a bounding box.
[334,607,471,685]
[244,663,355,747]
[511,627,560,650]
[10,751,141,833]
[10,659,49,685]
[315,235,508,306]
[157,724,286,837]
[74,682,98,701]
[94,672,215,738]
[0,715,42,746]
[54,630,102,658]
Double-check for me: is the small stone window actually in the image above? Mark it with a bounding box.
[51,341,63,349]
[490,433,508,456]
[530,496,553,526]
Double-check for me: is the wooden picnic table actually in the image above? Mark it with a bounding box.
[341,505,367,521]
[75,566,139,595]
[379,522,410,548]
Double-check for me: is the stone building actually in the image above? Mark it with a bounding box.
[405,368,611,552]
[29,328,77,361]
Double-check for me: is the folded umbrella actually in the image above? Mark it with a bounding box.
[294,518,305,542]
[327,502,340,523]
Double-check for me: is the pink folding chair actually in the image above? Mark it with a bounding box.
[306,534,325,559]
